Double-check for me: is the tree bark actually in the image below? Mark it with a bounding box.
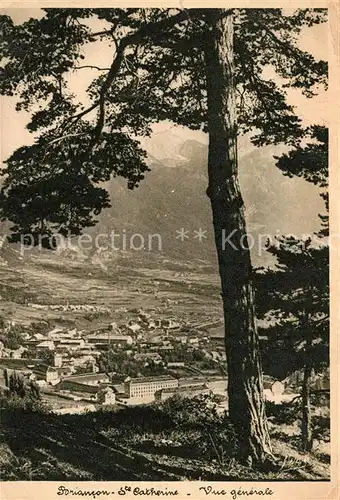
[301,363,313,451]
[204,9,272,463]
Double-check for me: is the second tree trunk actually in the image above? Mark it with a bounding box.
[301,364,313,451]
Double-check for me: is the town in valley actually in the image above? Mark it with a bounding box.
[0,295,327,415]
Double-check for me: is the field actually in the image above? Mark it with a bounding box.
[0,248,222,332]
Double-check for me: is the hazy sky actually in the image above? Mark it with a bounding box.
[1,8,328,163]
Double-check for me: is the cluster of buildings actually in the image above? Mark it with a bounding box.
[0,308,227,374]
[0,310,235,413]
[122,375,213,404]
[0,323,135,370]
[0,306,330,416]
[26,303,111,313]
[0,355,223,414]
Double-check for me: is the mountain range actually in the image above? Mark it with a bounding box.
[90,131,324,267]
[0,130,324,269]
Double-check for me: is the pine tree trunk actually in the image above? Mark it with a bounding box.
[204,9,272,463]
[301,363,313,451]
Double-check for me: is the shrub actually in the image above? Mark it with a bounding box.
[150,394,238,460]
[312,415,330,442]
[265,400,299,425]
[0,393,51,414]
[158,393,225,429]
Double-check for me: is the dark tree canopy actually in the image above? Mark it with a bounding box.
[0,8,328,242]
[275,125,328,186]
[275,124,328,236]
[255,123,329,380]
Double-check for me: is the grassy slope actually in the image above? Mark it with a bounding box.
[0,404,330,482]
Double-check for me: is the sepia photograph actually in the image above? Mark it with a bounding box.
[0,3,338,496]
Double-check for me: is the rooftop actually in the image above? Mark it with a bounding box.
[134,353,162,359]
[126,375,176,384]
[158,384,209,394]
[56,366,73,375]
[86,334,132,341]
[63,372,110,382]
[98,386,115,394]
[33,364,57,375]
[0,358,43,370]
[178,377,207,385]
[57,339,84,344]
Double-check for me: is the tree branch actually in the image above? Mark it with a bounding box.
[58,10,198,154]
[123,9,189,46]
[61,101,99,133]
[74,65,111,71]
[237,40,285,122]
[45,132,91,146]
[82,10,191,149]
[259,22,303,61]
[90,29,115,38]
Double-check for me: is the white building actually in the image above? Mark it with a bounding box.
[97,387,116,405]
[86,333,133,347]
[53,353,63,368]
[37,340,55,351]
[56,339,85,351]
[127,323,141,334]
[124,375,178,399]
